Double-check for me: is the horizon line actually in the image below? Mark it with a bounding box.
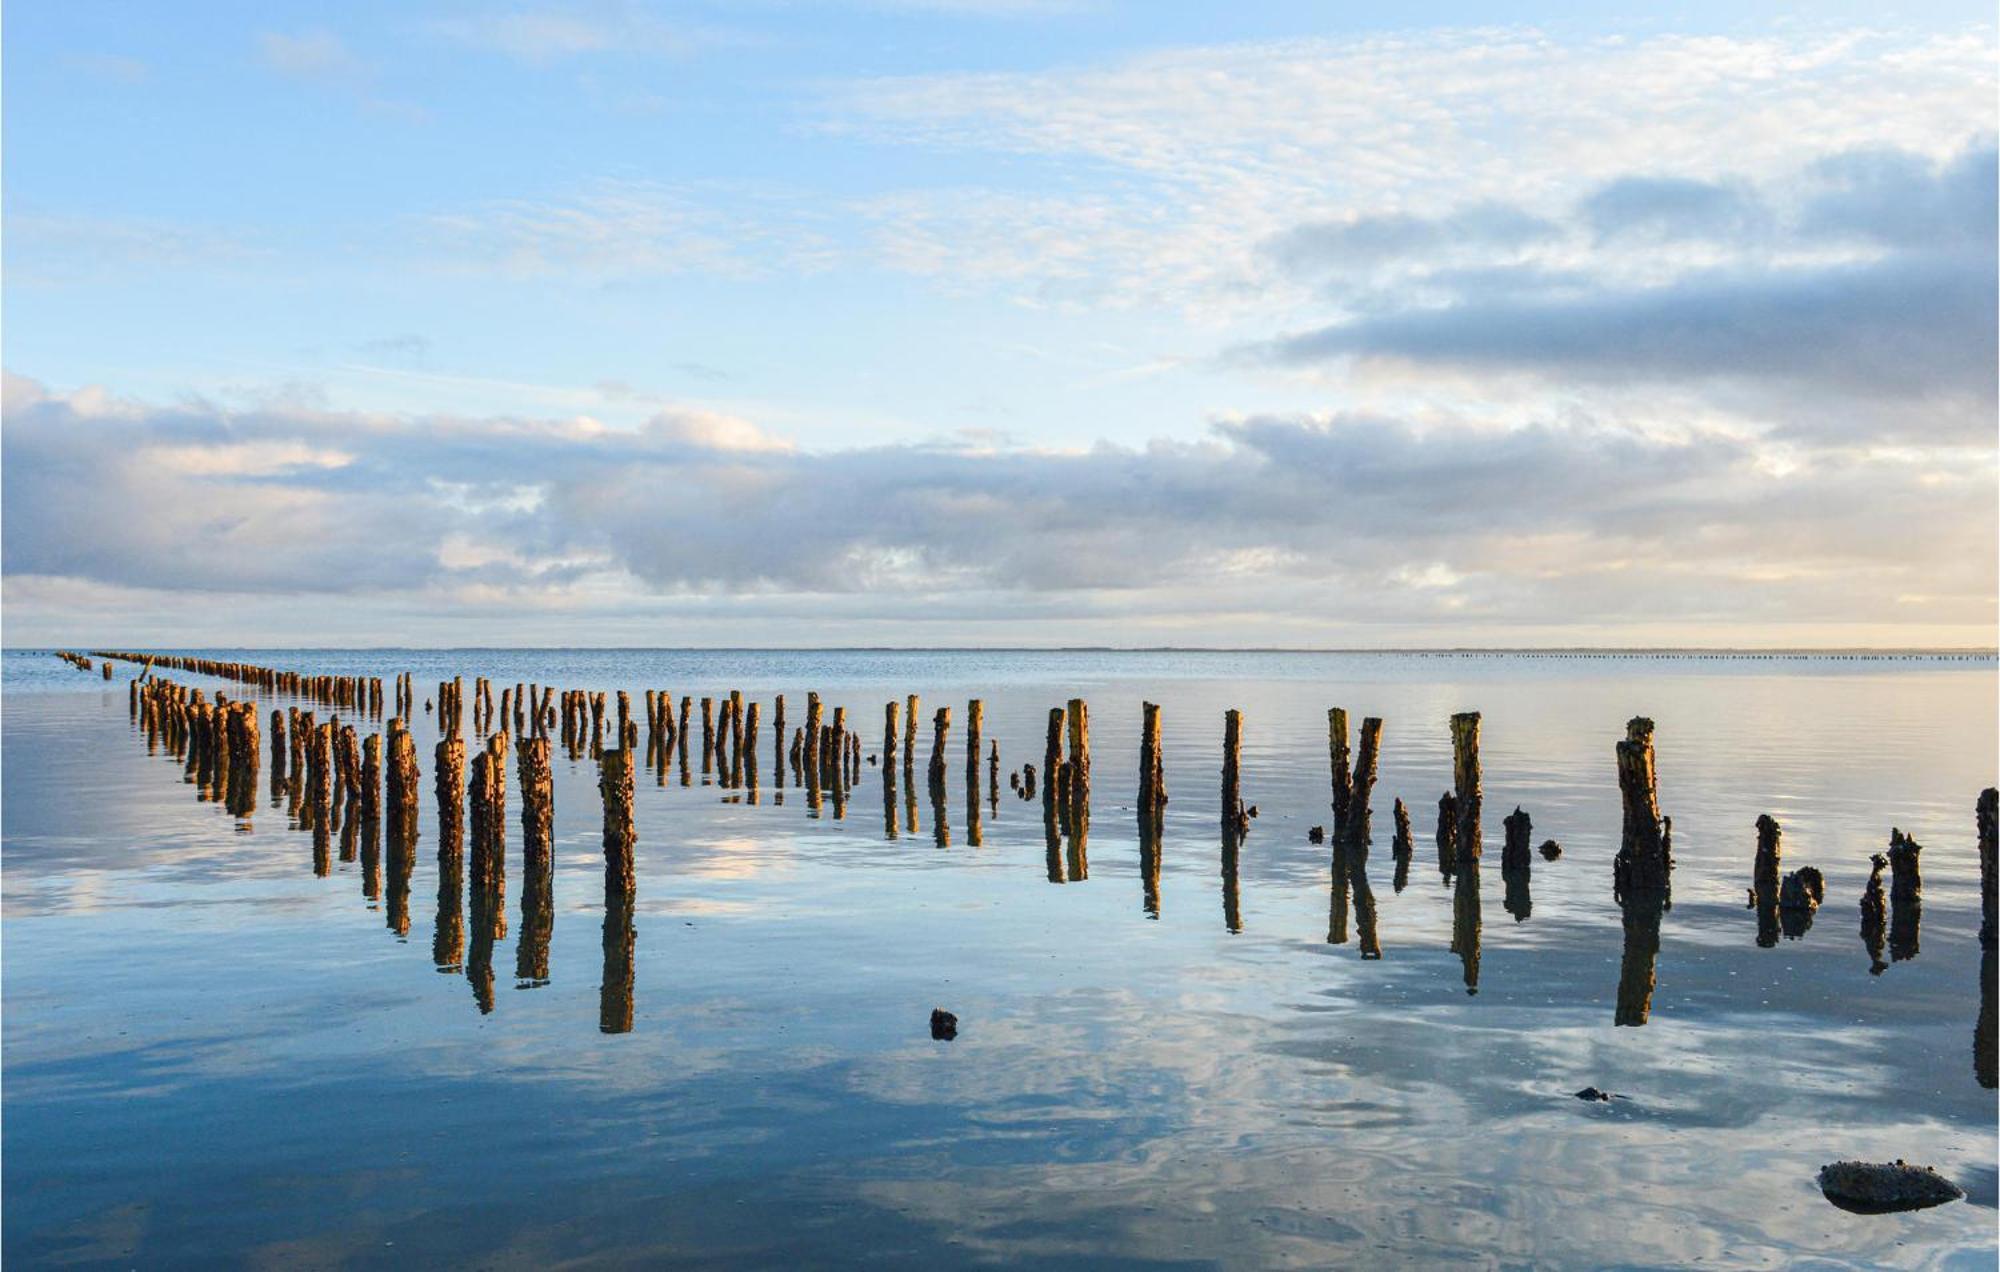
[24,644,1999,657]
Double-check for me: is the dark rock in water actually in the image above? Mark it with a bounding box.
[1308,825,1325,844]
[1246,805,1259,819]
[1817,1160,1964,1213]
[929,1008,958,1041]
[1538,839,1562,860]
[1574,1086,1619,1102]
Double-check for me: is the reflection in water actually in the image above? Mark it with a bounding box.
[1978,946,1996,1090]
[385,810,415,938]
[1450,861,1481,994]
[1043,790,1064,884]
[467,884,501,1014]
[360,814,380,902]
[601,893,635,1035]
[930,772,950,848]
[1137,790,1163,917]
[1502,867,1531,924]
[1221,826,1243,934]
[966,771,982,847]
[517,853,553,990]
[1436,791,1458,880]
[1351,847,1380,959]
[881,763,898,840]
[1616,888,1666,1026]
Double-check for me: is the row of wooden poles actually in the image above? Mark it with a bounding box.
[108,653,1997,1049]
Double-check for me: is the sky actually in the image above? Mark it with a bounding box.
[3,1,1995,648]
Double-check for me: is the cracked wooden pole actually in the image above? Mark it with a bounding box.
[1613,717,1671,897]
[1138,701,1162,814]
[601,746,636,897]
[1221,709,1244,834]
[469,733,508,903]
[831,706,849,792]
[771,694,785,787]
[1450,712,1481,864]
[387,718,420,825]
[270,708,288,789]
[884,699,900,773]
[1502,806,1531,872]
[1328,707,1352,844]
[521,736,553,877]
[1391,796,1413,892]
[903,694,919,782]
[729,690,745,788]
[1980,788,1997,951]
[928,706,951,792]
[803,693,822,788]
[1753,813,1782,948]
[700,696,716,780]
[966,699,984,791]
[743,700,761,794]
[1043,706,1065,815]
[360,732,381,825]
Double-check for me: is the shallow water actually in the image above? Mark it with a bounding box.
[4,648,1996,1268]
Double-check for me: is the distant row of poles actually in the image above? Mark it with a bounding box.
[75,650,1997,1078]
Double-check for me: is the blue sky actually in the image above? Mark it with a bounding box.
[3,2,1995,646]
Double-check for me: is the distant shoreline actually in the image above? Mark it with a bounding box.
[10,645,1996,658]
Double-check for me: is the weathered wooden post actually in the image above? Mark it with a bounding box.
[1861,851,1888,973]
[729,690,744,788]
[926,705,952,795]
[1502,806,1531,872]
[743,701,761,791]
[1979,788,1997,951]
[1613,717,1671,896]
[1139,702,1166,818]
[601,746,636,897]
[884,699,900,772]
[803,693,822,790]
[1888,827,1923,961]
[1328,707,1352,842]
[521,736,553,876]
[1752,813,1782,948]
[1391,797,1413,890]
[966,699,983,790]
[903,694,919,781]
[1221,709,1244,834]
[1450,712,1481,863]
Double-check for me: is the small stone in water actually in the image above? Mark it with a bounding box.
[930,1008,958,1041]
[1574,1087,1617,1102]
[1538,839,1562,860]
[1308,826,1325,844]
[1817,1160,1964,1213]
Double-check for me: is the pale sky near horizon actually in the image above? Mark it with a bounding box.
[3,2,1995,648]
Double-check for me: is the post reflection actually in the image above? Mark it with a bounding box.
[601,893,636,1035]
[1615,888,1665,1026]
[1221,825,1243,934]
[1137,800,1162,917]
[1977,945,1996,1090]
[1450,861,1481,994]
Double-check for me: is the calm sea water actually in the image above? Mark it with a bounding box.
[4,648,1996,1268]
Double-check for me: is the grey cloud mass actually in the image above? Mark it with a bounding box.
[4,371,1990,645]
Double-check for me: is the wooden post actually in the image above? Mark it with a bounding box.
[966,699,983,790]
[1752,813,1782,947]
[1328,707,1351,842]
[884,699,900,771]
[803,693,822,788]
[903,694,919,780]
[1613,717,1671,896]
[601,747,636,896]
[1450,712,1481,864]
[1502,806,1531,872]
[743,701,761,790]
[928,706,951,791]
[729,690,744,788]
[1980,788,1997,951]
[1139,702,1165,815]
[521,736,553,875]
[1221,709,1244,834]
